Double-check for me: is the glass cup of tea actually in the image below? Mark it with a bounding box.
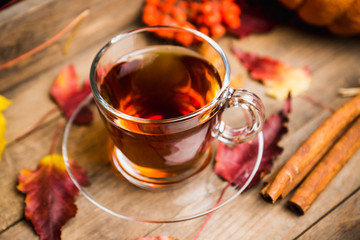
[90,26,265,189]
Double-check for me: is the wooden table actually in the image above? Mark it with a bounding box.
[1,1,359,239]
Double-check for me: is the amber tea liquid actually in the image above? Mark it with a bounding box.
[99,46,222,184]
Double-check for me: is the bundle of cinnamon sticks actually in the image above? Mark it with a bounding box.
[261,94,360,215]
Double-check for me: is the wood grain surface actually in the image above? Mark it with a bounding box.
[0,0,359,240]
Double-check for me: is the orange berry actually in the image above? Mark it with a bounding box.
[228,3,241,15]
[160,14,177,26]
[143,0,236,43]
[143,13,160,26]
[211,24,226,38]
[221,1,241,15]
[156,29,174,39]
[175,32,193,46]
[204,11,222,26]
[143,4,158,15]
[223,13,241,29]
[178,1,187,9]
[199,26,210,36]
[182,21,196,30]
[189,2,200,10]
[201,2,213,14]
[156,14,178,38]
[160,2,173,13]
[172,6,187,24]
[146,0,159,5]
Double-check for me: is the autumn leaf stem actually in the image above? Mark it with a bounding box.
[49,121,64,155]
[193,138,261,240]
[16,106,60,141]
[191,213,214,240]
[0,9,90,70]
[301,94,336,113]
[192,183,230,240]
[193,157,256,239]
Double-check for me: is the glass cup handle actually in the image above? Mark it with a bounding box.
[212,88,265,145]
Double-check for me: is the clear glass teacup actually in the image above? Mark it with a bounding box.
[90,26,265,189]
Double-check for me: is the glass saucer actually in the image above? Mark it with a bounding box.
[62,94,264,223]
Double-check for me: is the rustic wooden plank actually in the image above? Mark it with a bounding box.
[298,189,360,240]
[0,0,144,92]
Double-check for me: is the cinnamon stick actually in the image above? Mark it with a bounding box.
[261,94,360,203]
[288,117,360,215]
[262,137,337,199]
[260,165,282,196]
[280,136,338,198]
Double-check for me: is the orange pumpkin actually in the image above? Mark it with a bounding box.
[278,0,360,35]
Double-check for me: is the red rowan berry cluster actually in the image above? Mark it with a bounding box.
[142,0,241,45]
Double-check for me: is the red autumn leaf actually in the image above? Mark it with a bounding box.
[50,64,92,124]
[133,237,178,240]
[233,47,285,84]
[17,154,89,240]
[232,47,311,100]
[232,0,277,37]
[231,0,294,38]
[214,95,291,188]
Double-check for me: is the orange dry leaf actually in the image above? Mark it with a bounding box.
[232,47,311,100]
[17,154,89,240]
[0,95,11,162]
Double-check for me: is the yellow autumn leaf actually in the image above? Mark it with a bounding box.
[266,67,311,100]
[0,95,11,162]
[0,95,11,111]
